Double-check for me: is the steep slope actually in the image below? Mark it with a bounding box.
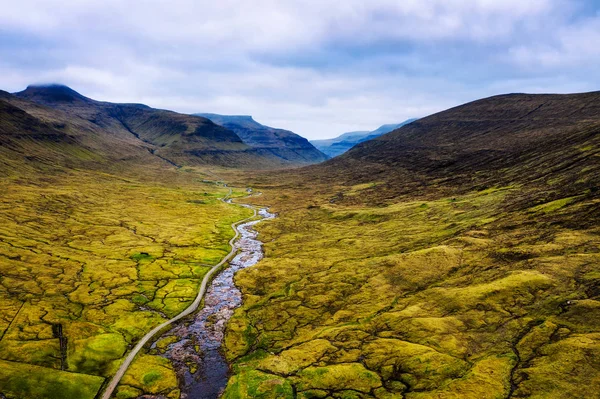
[219,91,600,398]
[13,85,285,169]
[194,113,329,165]
[310,92,600,200]
[311,119,417,158]
[0,90,166,175]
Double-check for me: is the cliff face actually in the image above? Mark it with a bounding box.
[194,113,329,165]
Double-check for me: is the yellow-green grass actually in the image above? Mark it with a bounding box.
[0,359,104,399]
[0,168,252,398]
[113,355,179,399]
[221,181,600,398]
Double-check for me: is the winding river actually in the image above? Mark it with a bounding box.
[156,205,275,398]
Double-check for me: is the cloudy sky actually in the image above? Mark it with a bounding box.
[1,0,600,139]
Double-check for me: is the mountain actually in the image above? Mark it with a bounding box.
[310,119,417,158]
[9,84,296,169]
[309,92,600,200]
[194,113,329,165]
[221,91,600,398]
[0,88,168,175]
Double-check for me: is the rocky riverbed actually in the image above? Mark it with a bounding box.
[154,206,275,399]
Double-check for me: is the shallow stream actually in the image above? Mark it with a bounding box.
[155,206,275,399]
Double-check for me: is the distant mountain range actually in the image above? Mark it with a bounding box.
[0,84,327,172]
[194,113,328,164]
[310,119,418,158]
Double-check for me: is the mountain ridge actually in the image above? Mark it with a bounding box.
[8,84,310,169]
[306,91,600,202]
[194,112,329,164]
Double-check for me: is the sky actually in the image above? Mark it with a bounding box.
[1,1,600,140]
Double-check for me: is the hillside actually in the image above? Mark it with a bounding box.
[0,85,271,399]
[311,119,417,158]
[0,89,167,175]
[194,113,329,165]
[11,85,290,169]
[305,92,600,201]
[2,85,600,399]
[219,91,600,398]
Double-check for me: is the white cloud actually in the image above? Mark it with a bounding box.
[1,0,599,139]
[1,0,557,47]
[508,14,600,69]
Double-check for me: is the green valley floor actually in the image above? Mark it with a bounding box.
[1,166,599,399]
[220,174,600,399]
[0,167,252,399]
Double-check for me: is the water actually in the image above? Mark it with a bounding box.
[156,206,275,399]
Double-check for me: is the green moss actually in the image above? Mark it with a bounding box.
[0,359,105,399]
[0,339,61,368]
[0,168,252,398]
[513,334,600,398]
[257,339,336,375]
[408,356,513,399]
[131,252,155,262]
[119,355,178,394]
[223,370,294,399]
[222,176,600,398]
[364,338,468,391]
[115,385,143,399]
[295,363,382,393]
[528,196,578,213]
[155,335,179,354]
[69,333,128,375]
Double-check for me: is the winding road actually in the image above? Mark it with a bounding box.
[100,187,257,399]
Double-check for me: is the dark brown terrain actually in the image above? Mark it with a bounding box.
[294,92,600,203]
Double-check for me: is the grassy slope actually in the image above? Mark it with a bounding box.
[220,92,600,398]
[2,87,599,398]
[0,92,256,398]
[0,166,253,399]
[12,85,305,169]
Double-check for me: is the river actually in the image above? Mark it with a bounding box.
[153,206,275,399]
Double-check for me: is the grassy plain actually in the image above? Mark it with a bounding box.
[0,166,252,399]
[220,174,600,398]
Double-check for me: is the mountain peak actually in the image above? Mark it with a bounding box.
[194,113,259,126]
[16,83,91,104]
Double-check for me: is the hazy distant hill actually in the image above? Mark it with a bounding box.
[310,119,417,158]
[194,113,329,165]
[10,84,294,169]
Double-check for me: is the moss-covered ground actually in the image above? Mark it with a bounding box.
[0,167,252,399]
[221,178,600,398]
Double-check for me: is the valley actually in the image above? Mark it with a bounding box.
[310,120,417,158]
[0,166,254,398]
[0,87,598,399]
[3,1,600,398]
[220,177,599,398]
